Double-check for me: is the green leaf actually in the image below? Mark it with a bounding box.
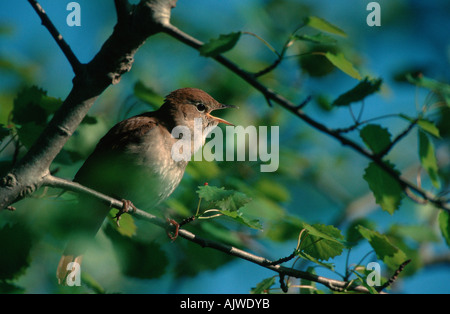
[250,277,275,294]
[295,33,337,44]
[304,16,347,37]
[406,73,450,106]
[324,52,361,80]
[81,115,98,125]
[199,32,242,57]
[299,223,345,261]
[417,119,440,138]
[438,210,450,247]
[0,223,34,280]
[218,209,262,230]
[418,130,441,189]
[351,269,379,294]
[81,272,105,294]
[108,209,137,237]
[16,121,45,149]
[360,124,392,154]
[297,251,335,270]
[357,226,408,270]
[346,218,377,246]
[197,185,251,212]
[12,86,47,125]
[363,161,403,214]
[12,86,62,125]
[333,77,383,106]
[197,185,258,229]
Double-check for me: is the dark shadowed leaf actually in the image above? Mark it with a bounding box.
[199,32,242,57]
[333,77,382,106]
[438,210,450,247]
[360,124,391,154]
[363,161,403,214]
[0,223,33,280]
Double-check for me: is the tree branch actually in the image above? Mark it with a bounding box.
[43,174,375,294]
[161,23,450,213]
[27,0,82,74]
[0,0,178,210]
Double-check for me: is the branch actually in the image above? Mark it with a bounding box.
[43,174,374,294]
[114,0,132,23]
[377,259,411,292]
[161,23,450,213]
[27,0,82,74]
[0,0,178,210]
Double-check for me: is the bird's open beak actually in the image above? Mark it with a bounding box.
[207,104,238,126]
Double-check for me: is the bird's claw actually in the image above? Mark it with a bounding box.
[115,199,137,227]
[166,218,179,241]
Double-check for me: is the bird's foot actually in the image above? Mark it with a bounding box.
[115,199,137,227]
[166,218,179,241]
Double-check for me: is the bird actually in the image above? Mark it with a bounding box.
[56,87,236,284]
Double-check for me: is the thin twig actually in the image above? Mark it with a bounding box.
[376,118,418,157]
[43,174,374,294]
[27,0,82,74]
[162,23,450,213]
[377,259,411,292]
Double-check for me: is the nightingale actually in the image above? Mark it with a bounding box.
[56,87,236,284]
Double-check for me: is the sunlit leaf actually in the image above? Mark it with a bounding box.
[417,119,440,138]
[418,130,440,189]
[324,52,361,80]
[304,16,347,37]
[197,185,251,211]
[299,223,345,261]
[357,226,409,270]
[108,209,137,238]
[218,209,262,230]
[199,32,242,57]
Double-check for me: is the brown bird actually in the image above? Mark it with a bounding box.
[57,88,236,284]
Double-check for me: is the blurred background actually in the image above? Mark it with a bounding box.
[0,0,449,293]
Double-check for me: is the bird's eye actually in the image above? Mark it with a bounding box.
[196,103,206,112]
